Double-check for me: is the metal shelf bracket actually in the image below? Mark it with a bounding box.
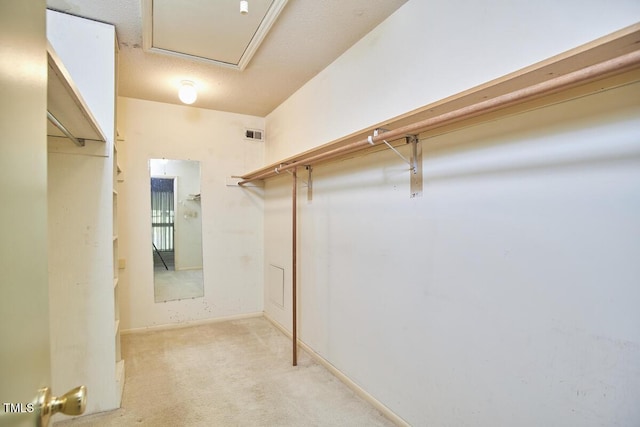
[305,166,313,201]
[47,111,85,147]
[408,135,422,198]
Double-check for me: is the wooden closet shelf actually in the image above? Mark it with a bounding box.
[238,23,640,183]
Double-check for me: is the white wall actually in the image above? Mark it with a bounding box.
[266,0,640,162]
[48,153,116,413]
[117,97,265,330]
[46,11,119,414]
[47,10,116,152]
[264,1,640,425]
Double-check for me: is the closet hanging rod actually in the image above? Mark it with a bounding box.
[47,111,85,147]
[238,47,640,185]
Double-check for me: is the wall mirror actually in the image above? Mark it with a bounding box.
[149,158,204,302]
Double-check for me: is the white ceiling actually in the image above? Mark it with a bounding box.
[46,0,408,117]
[147,0,286,69]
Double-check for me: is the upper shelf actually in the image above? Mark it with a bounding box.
[47,41,106,145]
[238,23,640,183]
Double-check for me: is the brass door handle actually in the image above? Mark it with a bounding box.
[36,386,86,427]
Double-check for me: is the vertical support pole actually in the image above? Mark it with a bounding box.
[292,167,298,366]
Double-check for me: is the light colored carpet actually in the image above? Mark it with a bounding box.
[53,317,396,426]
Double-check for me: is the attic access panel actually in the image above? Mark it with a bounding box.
[143,0,288,70]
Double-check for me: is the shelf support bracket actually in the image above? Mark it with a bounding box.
[47,111,85,147]
[372,128,415,173]
[381,139,413,172]
[290,166,313,201]
[408,135,422,198]
[305,166,313,201]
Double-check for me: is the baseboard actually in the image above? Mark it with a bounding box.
[263,313,410,427]
[121,311,264,335]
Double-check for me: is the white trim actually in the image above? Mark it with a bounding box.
[237,0,289,71]
[263,313,410,427]
[141,0,288,71]
[121,312,263,335]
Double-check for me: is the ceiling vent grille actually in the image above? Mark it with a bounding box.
[245,128,264,141]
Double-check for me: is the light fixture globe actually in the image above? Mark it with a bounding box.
[178,80,197,104]
[240,1,249,14]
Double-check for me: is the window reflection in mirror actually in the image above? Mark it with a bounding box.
[149,159,204,302]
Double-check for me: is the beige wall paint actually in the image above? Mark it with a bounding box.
[266,85,640,425]
[266,0,640,162]
[264,0,640,425]
[117,97,265,330]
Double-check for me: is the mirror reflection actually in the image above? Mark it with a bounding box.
[150,158,204,302]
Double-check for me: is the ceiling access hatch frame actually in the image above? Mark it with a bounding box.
[142,0,288,71]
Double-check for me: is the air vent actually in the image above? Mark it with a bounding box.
[245,128,264,141]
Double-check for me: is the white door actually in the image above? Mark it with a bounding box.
[0,1,52,425]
